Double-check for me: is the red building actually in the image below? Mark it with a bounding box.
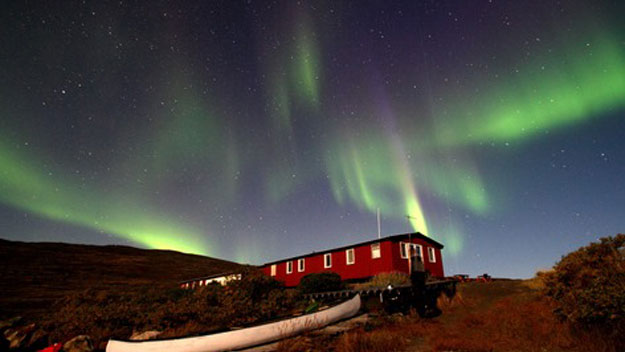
[260,232,445,287]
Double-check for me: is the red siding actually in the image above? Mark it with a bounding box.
[389,237,444,278]
[261,236,444,287]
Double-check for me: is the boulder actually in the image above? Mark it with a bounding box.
[4,323,35,349]
[130,330,162,341]
[62,335,94,352]
[0,316,23,333]
[26,328,49,350]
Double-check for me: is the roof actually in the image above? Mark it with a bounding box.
[262,232,444,266]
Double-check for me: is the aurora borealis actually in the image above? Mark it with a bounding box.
[1,0,624,277]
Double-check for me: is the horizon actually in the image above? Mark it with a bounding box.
[1,0,624,279]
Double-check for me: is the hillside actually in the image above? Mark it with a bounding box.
[0,239,243,320]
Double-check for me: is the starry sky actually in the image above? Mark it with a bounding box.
[1,0,624,278]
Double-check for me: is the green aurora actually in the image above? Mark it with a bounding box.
[322,31,624,251]
[432,38,625,147]
[0,137,210,255]
[1,3,623,263]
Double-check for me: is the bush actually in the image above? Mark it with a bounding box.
[543,234,625,347]
[353,272,410,290]
[42,268,304,347]
[298,272,344,294]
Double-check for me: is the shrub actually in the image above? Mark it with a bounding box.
[42,268,304,347]
[543,234,625,348]
[362,272,410,288]
[298,272,344,294]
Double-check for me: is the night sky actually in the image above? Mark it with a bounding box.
[1,1,624,278]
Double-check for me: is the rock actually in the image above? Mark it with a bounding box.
[4,323,35,349]
[130,330,162,341]
[62,335,94,352]
[26,328,49,350]
[0,316,23,333]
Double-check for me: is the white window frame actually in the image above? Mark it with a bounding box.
[324,253,332,268]
[297,258,305,272]
[270,264,276,276]
[371,242,381,259]
[401,242,423,260]
[286,261,293,274]
[428,247,436,263]
[346,248,355,265]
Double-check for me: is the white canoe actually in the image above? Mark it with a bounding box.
[106,294,361,352]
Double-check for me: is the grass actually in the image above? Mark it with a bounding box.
[282,279,617,351]
[406,281,583,351]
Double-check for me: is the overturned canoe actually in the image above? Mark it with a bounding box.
[106,294,361,352]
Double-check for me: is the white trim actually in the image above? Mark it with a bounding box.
[371,242,381,259]
[324,253,332,268]
[270,264,276,276]
[297,258,305,272]
[286,261,293,274]
[428,247,436,263]
[346,248,355,265]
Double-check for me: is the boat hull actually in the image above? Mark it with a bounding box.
[106,294,361,352]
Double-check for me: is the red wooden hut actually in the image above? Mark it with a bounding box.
[260,232,444,287]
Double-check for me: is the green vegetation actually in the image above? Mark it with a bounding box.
[297,272,344,294]
[352,272,411,290]
[543,234,625,348]
[42,269,304,350]
[6,236,625,351]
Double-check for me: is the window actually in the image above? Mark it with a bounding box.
[401,242,423,260]
[428,247,436,263]
[414,244,423,261]
[346,248,355,265]
[371,243,381,259]
[286,261,293,274]
[270,264,276,276]
[400,242,408,259]
[298,258,305,272]
[324,253,332,268]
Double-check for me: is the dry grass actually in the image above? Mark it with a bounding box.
[334,327,410,352]
[425,293,577,351]
[275,335,316,352]
[405,280,617,352]
[293,280,618,352]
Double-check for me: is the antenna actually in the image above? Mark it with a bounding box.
[405,214,419,232]
[376,208,381,239]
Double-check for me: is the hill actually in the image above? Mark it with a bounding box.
[0,239,243,320]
